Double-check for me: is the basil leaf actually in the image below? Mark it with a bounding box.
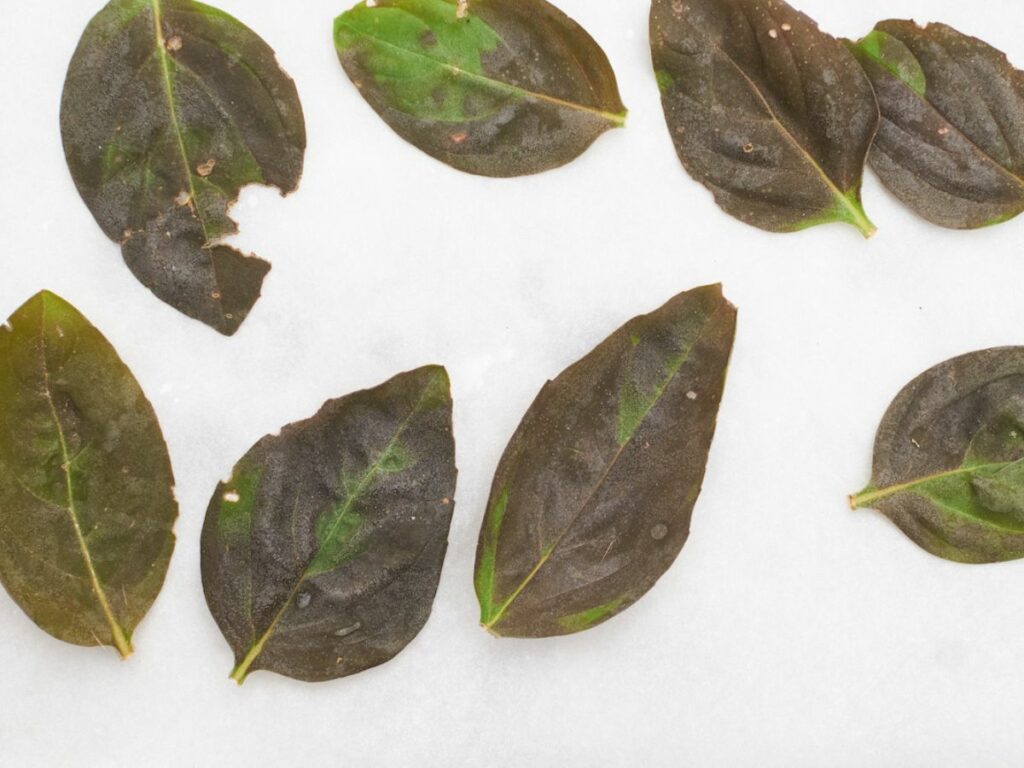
[650,0,879,236]
[201,367,457,683]
[849,22,1024,229]
[61,0,306,335]
[851,348,1024,563]
[0,292,177,658]
[475,285,736,638]
[333,0,626,177]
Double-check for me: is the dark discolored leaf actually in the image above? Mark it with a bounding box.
[61,0,306,335]
[650,0,879,236]
[201,367,457,683]
[851,348,1024,563]
[0,292,177,658]
[475,285,736,638]
[849,22,1024,229]
[333,0,626,177]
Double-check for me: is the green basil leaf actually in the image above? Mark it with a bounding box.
[849,22,1024,229]
[61,0,306,335]
[475,285,736,638]
[650,0,879,236]
[0,292,177,658]
[201,367,457,683]
[333,0,626,177]
[851,348,1024,563]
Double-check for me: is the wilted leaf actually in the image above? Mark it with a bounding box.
[650,0,879,236]
[475,285,736,638]
[202,367,457,683]
[851,348,1024,563]
[333,0,626,177]
[61,0,306,335]
[0,291,177,658]
[849,21,1024,229]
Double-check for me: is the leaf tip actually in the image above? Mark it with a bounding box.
[26,289,71,315]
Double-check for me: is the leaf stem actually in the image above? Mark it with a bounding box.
[841,194,878,239]
[230,645,263,685]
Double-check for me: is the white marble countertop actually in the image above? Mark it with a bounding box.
[1,0,1021,765]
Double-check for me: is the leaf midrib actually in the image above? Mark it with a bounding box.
[151,0,237,328]
[152,0,209,239]
[851,461,1011,509]
[336,18,627,125]
[37,301,132,658]
[483,302,724,630]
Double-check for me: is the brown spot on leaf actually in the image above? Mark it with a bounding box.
[166,36,183,52]
[450,132,468,144]
[420,30,438,48]
[197,158,216,177]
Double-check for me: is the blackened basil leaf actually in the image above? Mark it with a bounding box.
[0,292,177,657]
[334,0,626,177]
[851,348,1024,563]
[650,0,878,236]
[61,0,306,335]
[202,367,457,683]
[475,285,736,638]
[849,22,1024,229]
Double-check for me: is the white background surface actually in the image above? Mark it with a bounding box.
[1,0,1023,765]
